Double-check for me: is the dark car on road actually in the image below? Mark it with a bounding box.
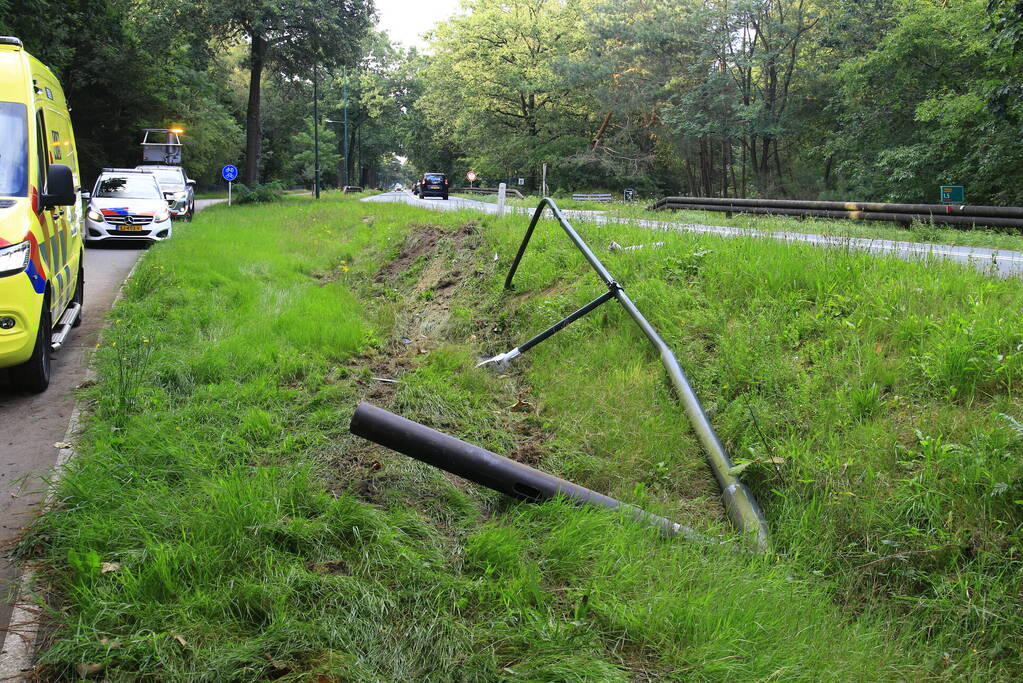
[414,172,448,200]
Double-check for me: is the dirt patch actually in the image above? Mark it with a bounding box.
[328,220,555,510]
[376,222,479,283]
[310,270,340,286]
[375,226,446,282]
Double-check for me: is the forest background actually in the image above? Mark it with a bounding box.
[2,0,1022,204]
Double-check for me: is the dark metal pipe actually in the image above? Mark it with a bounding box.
[349,402,702,540]
[519,290,615,354]
[503,198,770,552]
[478,290,616,366]
[654,202,1023,230]
[655,196,1023,219]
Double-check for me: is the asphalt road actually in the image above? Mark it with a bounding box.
[0,198,224,660]
[364,191,1023,278]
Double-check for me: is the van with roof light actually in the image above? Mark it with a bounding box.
[0,36,83,393]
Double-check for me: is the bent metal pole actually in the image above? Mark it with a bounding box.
[349,402,711,542]
[501,198,770,552]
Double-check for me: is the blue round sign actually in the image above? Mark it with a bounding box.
[221,164,239,182]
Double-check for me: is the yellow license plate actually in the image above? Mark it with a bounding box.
[119,225,143,232]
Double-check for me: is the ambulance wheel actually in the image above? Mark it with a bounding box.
[10,297,51,394]
[72,263,84,328]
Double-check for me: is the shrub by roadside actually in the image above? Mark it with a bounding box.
[232,181,285,204]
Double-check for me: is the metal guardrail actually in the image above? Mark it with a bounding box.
[481,197,770,551]
[342,186,364,194]
[456,186,525,200]
[572,193,612,203]
[650,196,1023,230]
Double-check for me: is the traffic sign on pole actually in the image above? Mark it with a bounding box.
[222,164,238,205]
[940,185,964,204]
[466,171,478,187]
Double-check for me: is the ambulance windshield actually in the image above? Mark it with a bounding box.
[0,102,28,197]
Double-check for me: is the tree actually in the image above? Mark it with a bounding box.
[197,0,375,184]
[1,0,243,185]
[420,0,594,190]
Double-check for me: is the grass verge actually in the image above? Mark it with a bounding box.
[20,194,1023,679]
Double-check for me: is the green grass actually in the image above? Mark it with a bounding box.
[451,192,1023,252]
[21,194,1023,679]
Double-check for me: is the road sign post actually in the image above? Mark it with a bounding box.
[466,170,477,188]
[940,185,964,213]
[222,164,239,206]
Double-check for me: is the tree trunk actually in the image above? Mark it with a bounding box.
[244,34,267,186]
[721,138,729,197]
[740,137,747,196]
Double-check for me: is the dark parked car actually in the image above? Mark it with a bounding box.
[414,172,448,200]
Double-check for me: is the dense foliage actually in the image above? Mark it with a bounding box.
[4,0,1019,202]
[415,0,1023,204]
[0,0,405,189]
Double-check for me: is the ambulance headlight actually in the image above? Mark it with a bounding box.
[0,241,31,277]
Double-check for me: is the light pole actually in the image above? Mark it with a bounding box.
[325,68,352,187]
[343,66,349,187]
[312,63,321,199]
[324,118,346,188]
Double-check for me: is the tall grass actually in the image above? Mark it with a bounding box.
[22,193,1022,679]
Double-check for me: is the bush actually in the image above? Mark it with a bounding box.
[233,181,285,204]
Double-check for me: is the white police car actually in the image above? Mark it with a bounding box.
[83,169,172,244]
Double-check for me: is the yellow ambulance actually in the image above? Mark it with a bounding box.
[0,36,83,393]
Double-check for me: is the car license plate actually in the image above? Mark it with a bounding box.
[430,185,440,189]
[119,225,143,232]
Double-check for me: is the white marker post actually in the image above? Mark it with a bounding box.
[228,181,232,206]
[497,182,507,218]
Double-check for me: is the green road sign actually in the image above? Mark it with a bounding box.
[940,185,964,203]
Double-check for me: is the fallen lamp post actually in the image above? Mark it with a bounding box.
[478,197,770,552]
[349,402,709,542]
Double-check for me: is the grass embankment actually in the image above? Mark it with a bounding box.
[452,192,1023,253]
[22,193,1023,679]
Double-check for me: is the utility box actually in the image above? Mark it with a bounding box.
[141,128,183,165]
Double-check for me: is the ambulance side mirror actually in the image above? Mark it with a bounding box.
[41,164,76,208]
